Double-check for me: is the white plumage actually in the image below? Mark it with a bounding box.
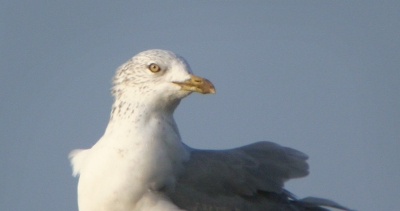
[70,49,352,211]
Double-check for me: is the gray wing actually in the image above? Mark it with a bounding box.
[167,141,352,211]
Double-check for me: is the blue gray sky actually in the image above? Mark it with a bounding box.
[1,1,399,211]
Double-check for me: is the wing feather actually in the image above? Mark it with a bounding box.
[167,141,310,210]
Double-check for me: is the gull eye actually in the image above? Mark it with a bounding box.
[148,63,161,73]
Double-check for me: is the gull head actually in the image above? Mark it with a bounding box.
[111,49,215,109]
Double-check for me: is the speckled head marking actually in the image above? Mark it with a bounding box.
[111,49,192,99]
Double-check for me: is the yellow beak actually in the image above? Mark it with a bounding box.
[173,74,216,94]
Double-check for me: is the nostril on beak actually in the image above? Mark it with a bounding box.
[192,78,202,84]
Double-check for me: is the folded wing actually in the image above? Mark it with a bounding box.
[167,141,351,211]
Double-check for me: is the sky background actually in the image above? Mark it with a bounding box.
[1,1,399,211]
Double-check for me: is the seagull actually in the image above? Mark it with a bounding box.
[69,49,352,211]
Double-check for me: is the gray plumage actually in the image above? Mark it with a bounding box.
[168,142,351,211]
